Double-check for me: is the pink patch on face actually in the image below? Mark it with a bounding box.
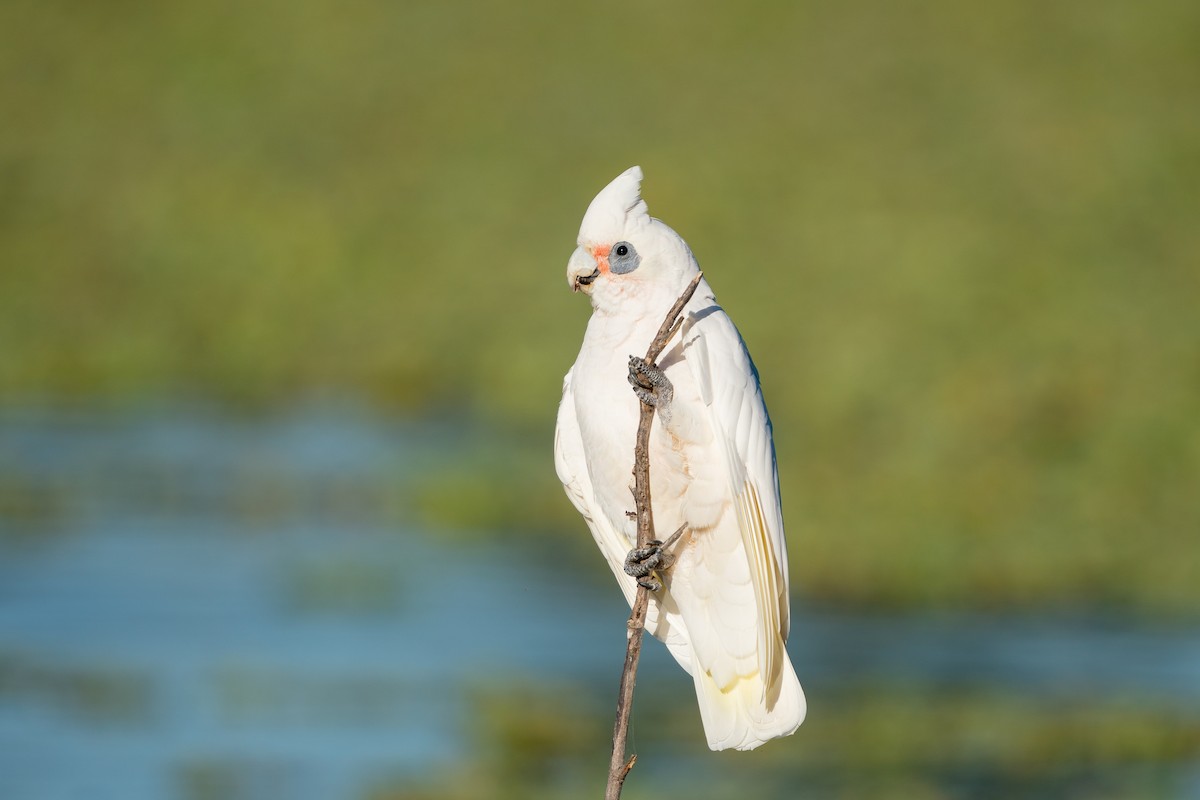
[592,244,612,274]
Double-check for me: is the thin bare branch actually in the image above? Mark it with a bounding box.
[648,273,705,363]
[661,522,689,551]
[605,272,703,800]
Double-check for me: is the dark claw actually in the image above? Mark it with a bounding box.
[624,540,664,577]
[622,524,689,593]
[631,386,656,406]
[627,356,673,408]
[624,540,669,592]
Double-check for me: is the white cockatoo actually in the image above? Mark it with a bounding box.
[554,166,806,751]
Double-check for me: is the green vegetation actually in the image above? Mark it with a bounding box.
[2,0,1197,614]
[363,680,1200,799]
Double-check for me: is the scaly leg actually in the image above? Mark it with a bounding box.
[627,355,674,424]
[622,524,689,592]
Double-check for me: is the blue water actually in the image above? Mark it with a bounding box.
[1,406,1197,799]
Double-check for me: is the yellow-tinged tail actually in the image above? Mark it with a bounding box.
[692,645,806,751]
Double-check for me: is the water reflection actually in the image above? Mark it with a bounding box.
[1,407,1197,799]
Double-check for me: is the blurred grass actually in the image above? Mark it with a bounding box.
[363,680,1200,800]
[2,0,1198,614]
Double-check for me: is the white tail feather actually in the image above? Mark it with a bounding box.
[692,645,806,751]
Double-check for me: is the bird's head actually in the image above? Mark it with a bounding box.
[566,166,699,311]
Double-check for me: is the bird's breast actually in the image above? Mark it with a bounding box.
[570,311,709,542]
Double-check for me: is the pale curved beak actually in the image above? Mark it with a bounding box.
[567,246,600,293]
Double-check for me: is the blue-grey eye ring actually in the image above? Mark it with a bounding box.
[609,241,640,274]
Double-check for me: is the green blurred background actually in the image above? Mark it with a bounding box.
[2,0,1198,797]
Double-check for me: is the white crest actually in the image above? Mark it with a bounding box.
[577,165,650,246]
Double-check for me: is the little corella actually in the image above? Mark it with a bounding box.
[555,167,806,751]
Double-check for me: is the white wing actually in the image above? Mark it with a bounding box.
[661,288,802,749]
[683,301,790,657]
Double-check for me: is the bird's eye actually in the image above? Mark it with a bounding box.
[609,241,640,274]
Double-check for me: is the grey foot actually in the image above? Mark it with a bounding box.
[624,540,666,592]
[628,534,686,592]
[627,356,674,409]
[622,525,689,592]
